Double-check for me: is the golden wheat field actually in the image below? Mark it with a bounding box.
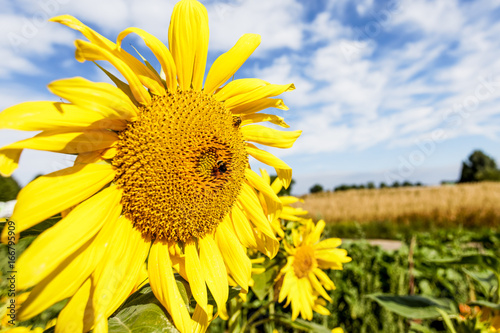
[297,182,500,228]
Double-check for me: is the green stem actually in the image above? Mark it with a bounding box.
[240,301,274,332]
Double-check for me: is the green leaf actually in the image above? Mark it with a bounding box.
[251,264,279,301]
[462,268,498,298]
[432,254,500,274]
[109,285,179,333]
[19,216,61,239]
[410,322,438,333]
[469,300,500,310]
[436,308,457,333]
[366,294,457,319]
[108,302,180,333]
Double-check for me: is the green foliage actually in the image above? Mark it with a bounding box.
[334,180,422,192]
[108,285,180,333]
[0,176,21,201]
[323,241,409,332]
[366,294,456,319]
[459,150,500,183]
[318,229,500,332]
[309,183,323,194]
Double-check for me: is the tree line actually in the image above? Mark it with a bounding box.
[309,149,500,194]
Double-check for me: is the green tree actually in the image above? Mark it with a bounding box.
[459,150,500,182]
[367,181,375,189]
[0,176,21,201]
[309,184,323,194]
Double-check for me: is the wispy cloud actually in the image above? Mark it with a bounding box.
[1,0,500,190]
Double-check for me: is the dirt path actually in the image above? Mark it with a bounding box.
[343,239,403,251]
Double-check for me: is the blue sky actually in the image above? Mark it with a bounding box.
[1,0,500,194]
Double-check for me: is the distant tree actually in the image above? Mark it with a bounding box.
[270,175,295,196]
[379,182,388,189]
[335,184,350,192]
[415,182,423,186]
[367,182,375,189]
[358,184,366,189]
[402,181,412,187]
[0,176,21,201]
[309,184,324,194]
[392,181,400,188]
[459,150,500,182]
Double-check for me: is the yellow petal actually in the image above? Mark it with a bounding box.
[0,102,127,132]
[55,278,94,333]
[17,220,114,321]
[92,216,150,325]
[74,40,152,104]
[199,235,228,320]
[312,302,330,316]
[95,62,137,103]
[241,113,289,128]
[16,186,122,290]
[215,220,251,293]
[48,77,138,119]
[280,196,301,205]
[168,0,209,91]
[239,183,277,240]
[315,248,352,270]
[254,231,280,259]
[224,83,295,109]
[306,220,325,245]
[259,168,271,185]
[0,149,21,177]
[230,204,257,249]
[117,27,178,92]
[314,238,342,251]
[229,98,288,115]
[149,242,193,333]
[313,268,336,290]
[204,34,261,95]
[244,168,282,222]
[50,15,115,49]
[52,15,164,102]
[2,163,114,242]
[308,271,332,302]
[185,241,208,314]
[297,278,313,320]
[192,303,213,333]
[215,79,268,102]
[278,268,294,303]
[0,129,118,154]
[242,125,301,149]
[74,150,104,165]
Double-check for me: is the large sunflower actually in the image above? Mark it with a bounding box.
[0,0,300,332]
[277,219,351,321]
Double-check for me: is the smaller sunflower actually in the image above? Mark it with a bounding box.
[277,219,351,320]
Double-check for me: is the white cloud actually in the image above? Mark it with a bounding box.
[391,0,464,35]
[205,0,304,53]
[2,0,500,186]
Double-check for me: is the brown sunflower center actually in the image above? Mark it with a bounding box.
[112,91,247,242]
[293,245,316,278]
